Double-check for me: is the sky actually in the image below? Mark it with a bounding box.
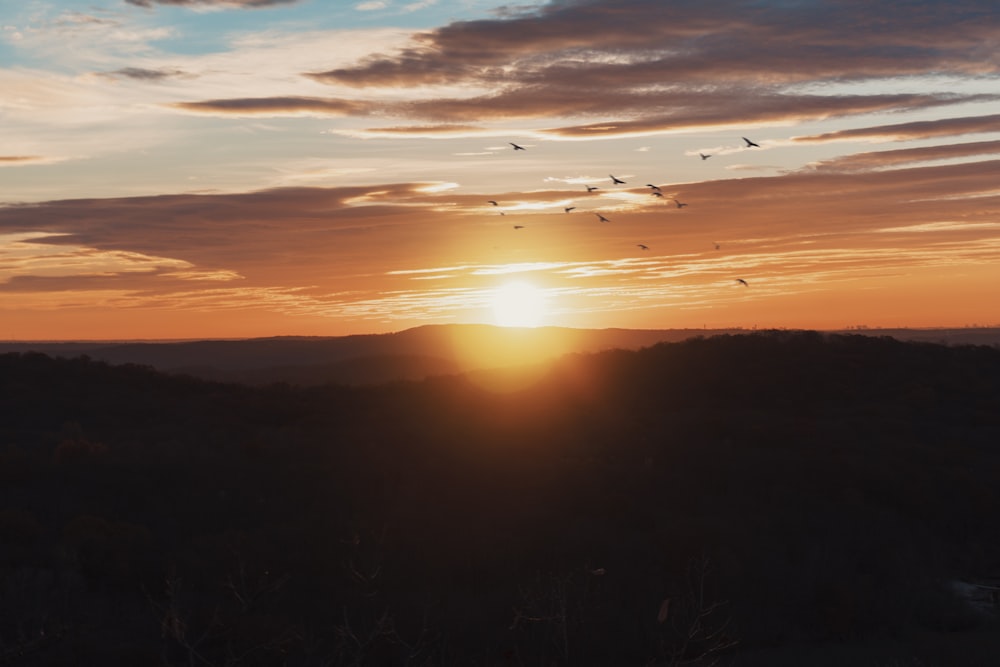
[1,0,999,340]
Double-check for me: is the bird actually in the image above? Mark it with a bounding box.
[713,242,721,250]
[652,191,664,198]
[510,142,526,150]
[513,225,524,229]
[742,137,760,148]
[586,185,599,192]
[564,207,576,213]
[736,278,749,286]
[700,153,712,160]
[610,174,626,185]
[595,213,611,223]
[671,198,688,208]
[646,184,662,191]
[487,200,499,206]
[637,244,649,250]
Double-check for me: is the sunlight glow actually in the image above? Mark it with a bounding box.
[491,281,547,328]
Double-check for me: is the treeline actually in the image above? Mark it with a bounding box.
[1,332,1000,665]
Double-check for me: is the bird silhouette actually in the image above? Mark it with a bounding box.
[700,153,712,160]
[652,191,664,198]
[510,142,526,150]
[637,244,649,250]
[671,198,688,208]
[586,185,599,192]
[610,174,626,185]
[736,278,749,286]
[742,137,760,148]
[713,242,721,250]
[595,213,611,223]
[487,200,499,206]
[647,184,662,191]
[513,225,524,229]
[564,207,576,213]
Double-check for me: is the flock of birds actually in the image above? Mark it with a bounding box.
[488,137,763,287]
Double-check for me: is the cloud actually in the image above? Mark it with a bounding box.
[794,113,1000,143]
[171,96,374,116]
[0,156,45,165]
[169,85,994,134]
[100,66,191,81]
[125,0,300,8]
[805,140,1000,172]
[295,0,1000,134]
[310,1,999,89]
[341,124,484,136]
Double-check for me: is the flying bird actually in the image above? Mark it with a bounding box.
[742,137,760,148]
[646,184,662,191]
[637,244,649,250]
[700,153,712,160]
[487,200,499,206]
[510,142,526,150]
[513,225,524,229]
[736,278,749,286]
[713,242,721,250]
[610,174,626,185]
[652,191,664,198]
[586,185,599,192]
[595,213,611,223]
[671,199,688,208]
[564,207,576,213]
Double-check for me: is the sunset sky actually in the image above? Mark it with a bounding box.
[2,0,999,340]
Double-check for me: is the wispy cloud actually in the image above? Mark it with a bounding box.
[172,96,373,115]
[805,139,1000,172]
[0,156,45,165]
[99,66,191,81]
[125,0,301,8]
[292,0,1000,135]
[794,113,1000,143]
[2,156,998,331]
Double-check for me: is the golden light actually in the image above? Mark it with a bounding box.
[491,281,547,328]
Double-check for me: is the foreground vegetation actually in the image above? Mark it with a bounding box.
[2,331,1000,665]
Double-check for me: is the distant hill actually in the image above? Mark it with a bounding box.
[1,324,998,386]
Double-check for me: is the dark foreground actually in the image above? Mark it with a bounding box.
[2,331,1000,665]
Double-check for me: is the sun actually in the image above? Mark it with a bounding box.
[491,281,547,328]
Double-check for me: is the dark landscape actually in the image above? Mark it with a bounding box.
[2,327,1000,665]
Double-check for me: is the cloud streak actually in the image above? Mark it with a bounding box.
[172,96,372,116]
[794,113,1000,143]
[125,0,300,8]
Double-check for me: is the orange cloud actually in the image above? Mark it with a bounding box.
[2,156,999,337]
[0,156,45,164]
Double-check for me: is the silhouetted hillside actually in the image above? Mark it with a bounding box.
[6,324,995,387]
[0,324,718,385]
[2,332,1000,665]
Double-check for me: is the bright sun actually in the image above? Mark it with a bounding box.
[491,281,547,328]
